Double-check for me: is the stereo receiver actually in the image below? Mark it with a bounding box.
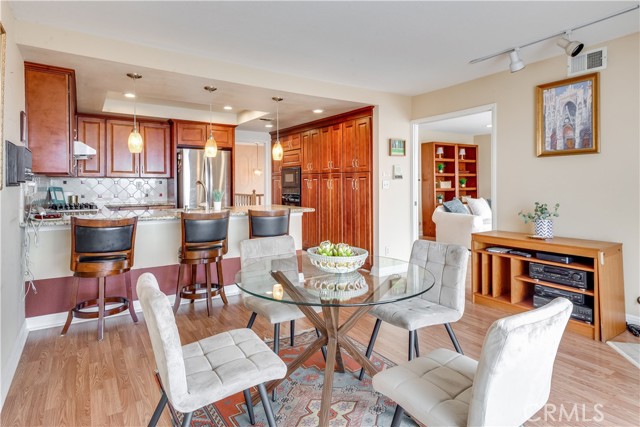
[533,295,593,324]
[529,263,588,289]
[534,284,586,305]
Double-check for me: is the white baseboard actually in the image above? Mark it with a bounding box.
[1,320,28,410]
[25,284,240,331]
[626,313,640,325]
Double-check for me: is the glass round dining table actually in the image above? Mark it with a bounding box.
[236,252,435,426]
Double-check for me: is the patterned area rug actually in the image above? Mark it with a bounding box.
[186,331,417,427]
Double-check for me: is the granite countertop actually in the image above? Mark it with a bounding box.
[23,205,314,228]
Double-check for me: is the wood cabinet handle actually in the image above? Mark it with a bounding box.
[355,158,359,167]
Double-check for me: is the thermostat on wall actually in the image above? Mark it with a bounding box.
[392,165,403,179]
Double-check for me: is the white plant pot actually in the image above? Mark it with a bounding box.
[535,219,554,238]
[213,201,222,211]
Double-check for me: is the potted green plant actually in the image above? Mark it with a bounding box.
[212,190,224,211]
[437,163,445,173]
[459,177,467,188]
[436,194,444,204]
[518,202,559,238]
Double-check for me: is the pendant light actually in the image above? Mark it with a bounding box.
[271,97,284,161]
[127,73,143,153]
[204,85,218,158]
[253,142,262,175]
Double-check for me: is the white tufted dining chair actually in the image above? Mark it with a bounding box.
[137,273,286,427]
[373,297,572,427]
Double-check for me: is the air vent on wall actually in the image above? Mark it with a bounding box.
[568,47,607,76]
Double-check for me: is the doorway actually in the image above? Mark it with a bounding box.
[411,104,497,241]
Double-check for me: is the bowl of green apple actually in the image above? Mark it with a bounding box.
[307,240,368,274]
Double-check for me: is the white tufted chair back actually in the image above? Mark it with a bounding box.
[409,240,468,317]
[467,297,572,426]
[137,273,190,411]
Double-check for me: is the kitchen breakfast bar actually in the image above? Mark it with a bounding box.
[23,205,313,324]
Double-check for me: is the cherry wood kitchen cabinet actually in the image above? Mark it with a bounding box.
[281,149,302,168]
[106,119,171,178]
[343,173,372,267]
[173,120,235,149]
[25,62,76,175]
[301,129,321,173]
[76,116,106,177]
[320,173,343,245]
[320,124,342,173]
[342,116,371,172]
[301,173,321,249]
[272,175,282,204]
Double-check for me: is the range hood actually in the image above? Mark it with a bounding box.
[73,140,97,159]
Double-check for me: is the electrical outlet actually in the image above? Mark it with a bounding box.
[384,246,390,256]
[136,181,143,189]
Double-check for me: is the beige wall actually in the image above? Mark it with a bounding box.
[0,3,27,407]
[234,143,266,197]
[413,33,640,317]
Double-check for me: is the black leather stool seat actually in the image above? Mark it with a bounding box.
[248,209,290,239]
[62,217,139,341]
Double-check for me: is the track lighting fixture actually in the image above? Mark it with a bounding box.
[271,97,284,161]
[509,49,525,73]
[469,4,638,71]
[557,34,584,57]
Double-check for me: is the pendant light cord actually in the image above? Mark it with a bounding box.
[133,77,137,131]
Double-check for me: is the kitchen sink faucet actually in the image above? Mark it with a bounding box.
[196,180,209,209]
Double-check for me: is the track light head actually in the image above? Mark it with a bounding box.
[509,50,525,73]
[557,37,584,57]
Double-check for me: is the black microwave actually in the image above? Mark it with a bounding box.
[281,167,301,191]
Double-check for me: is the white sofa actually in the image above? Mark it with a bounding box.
[432,205,492,249]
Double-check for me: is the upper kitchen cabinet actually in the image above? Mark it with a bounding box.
[25,62,77,175]
[320,124,342,173]
[342,116,371,172]
[172,120,235,150]
[76,116,106,177]
[301,128,321,173]
[106,119,171,178]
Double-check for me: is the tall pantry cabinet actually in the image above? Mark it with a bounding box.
[272,107,373,268]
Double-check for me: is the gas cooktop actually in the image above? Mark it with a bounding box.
[47,202,99,214]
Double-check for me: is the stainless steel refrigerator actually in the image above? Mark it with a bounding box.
[177,148,231,209]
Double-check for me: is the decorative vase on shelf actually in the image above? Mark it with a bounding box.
[213,201,222,211]
[535,219,554,238]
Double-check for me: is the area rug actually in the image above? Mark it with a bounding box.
[607,341,640,369]
[185,330,418,426]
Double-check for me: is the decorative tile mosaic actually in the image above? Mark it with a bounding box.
[32,176,169,207]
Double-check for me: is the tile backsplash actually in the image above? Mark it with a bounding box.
[33,176,169,207]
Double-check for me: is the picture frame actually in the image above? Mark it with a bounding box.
[536,72,599,157]
[20,111,27,144]
[389,138,405,156]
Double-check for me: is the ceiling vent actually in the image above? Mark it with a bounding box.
[568,47,607,76]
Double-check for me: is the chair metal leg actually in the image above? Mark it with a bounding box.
[247,312,257,329]
[391,405,405,427]
[257,383,277,427]
[358,318,382,380]
[148,391,168,427]
[272,323,280,401]
[97,277,105,341]
[181,411,193,427]
[173,264,186,314]
[408,330,415,361]
[216,259,228,305]
[61,276,80,335]
[290,320,295,346]
[414,330,420,358]
[444,323,464,354]
[125,271,138,323]
[315,328,327,362]
[243,389,255,425]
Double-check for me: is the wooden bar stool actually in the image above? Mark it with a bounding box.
[61,217,138,341]
[173,210,230,317]
[248,208,290,239]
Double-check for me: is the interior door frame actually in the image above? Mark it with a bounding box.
[410,103,498,242]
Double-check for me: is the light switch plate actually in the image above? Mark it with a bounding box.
[382,180,390,190]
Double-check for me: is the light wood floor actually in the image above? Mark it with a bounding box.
[2,276,639,427]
